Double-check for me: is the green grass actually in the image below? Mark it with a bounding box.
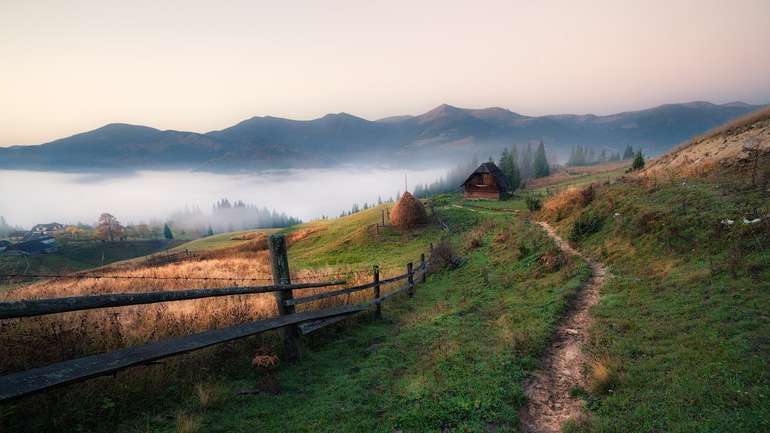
[173,229,278,252]
[285,203,445,271]
[2,194,595,432]
[543,177,770,432]
[0,239,181,290]
[135,204,590,433]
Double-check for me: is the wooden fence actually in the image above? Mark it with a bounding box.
[145,248,194,266]
[0,234,430,401]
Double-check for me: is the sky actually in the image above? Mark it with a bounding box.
[1,0,769,147]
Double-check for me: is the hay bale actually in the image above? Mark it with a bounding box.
[390,192,428,229]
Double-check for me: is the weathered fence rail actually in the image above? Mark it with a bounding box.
[0,280,346,320]
[0,234,431,401]
[145,249,194,266]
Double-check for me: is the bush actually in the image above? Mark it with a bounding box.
[428,239,457,272]
[464,228,484,251]
[569,211,604,241]
[525,195,542,212]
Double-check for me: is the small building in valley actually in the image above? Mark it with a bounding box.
[30,223,64,236]
[461,162,510,200]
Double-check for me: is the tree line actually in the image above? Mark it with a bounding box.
[414,141,552,197]
[566,144,637,167]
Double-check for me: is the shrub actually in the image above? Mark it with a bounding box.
[569,211,604,241]
[587,357,620,395]
[539,249,566,272]
[464,228,484,251]
[428,239,457,272]
[525,195,542,212]
[541,187,583,221]
[579,183,596,207]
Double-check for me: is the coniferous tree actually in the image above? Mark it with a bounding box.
[632,150,645,171]
[508,145,521,191]
[623,145,634,160]
[533,141,550,178]
[206,226,214,236]
[163,223,174,240]
[520,143,534,180]
[498,147,521,191]
[499,148,512,177]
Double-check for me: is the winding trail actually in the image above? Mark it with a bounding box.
[519,221,608,433]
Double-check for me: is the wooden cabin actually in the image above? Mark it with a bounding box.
[461,162,509,200]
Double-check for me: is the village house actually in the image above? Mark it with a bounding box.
[461,162,510,200]
[30,223,64,236]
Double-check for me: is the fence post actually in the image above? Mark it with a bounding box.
[407,262,414,297]
[268,234,300,362]
[381,209,385,227]
[373,265,381,318]
[420,253,426,283]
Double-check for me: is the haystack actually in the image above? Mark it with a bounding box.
[390,191,428,229]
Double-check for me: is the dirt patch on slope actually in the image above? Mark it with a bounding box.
[644,106,770,178]
[519,221,607,433]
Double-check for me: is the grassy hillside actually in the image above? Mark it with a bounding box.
[0,239,181,290]
[172,229,279,253]
[539,175,769,432]
[2,196,593,433]
[136,198,591,433]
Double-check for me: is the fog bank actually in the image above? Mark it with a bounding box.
[0,167,446,228]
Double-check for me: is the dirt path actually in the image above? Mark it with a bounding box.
[519,221,607,433]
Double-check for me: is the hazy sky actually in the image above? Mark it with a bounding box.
[1,0,769,146]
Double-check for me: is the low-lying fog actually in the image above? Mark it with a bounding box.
[0,167,447,228]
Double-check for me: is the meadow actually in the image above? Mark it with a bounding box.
[539,173,770,432]
[0,194,593,433]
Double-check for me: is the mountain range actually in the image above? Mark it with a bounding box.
[0,101,764,172]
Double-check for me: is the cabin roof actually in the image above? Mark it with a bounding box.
[461,162,509,191]
[31,223,63,231]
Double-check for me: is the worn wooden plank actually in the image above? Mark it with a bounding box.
[284,283,372,307]
[0,303,367,401]
[297,313,355,335]
[0,280,346,320]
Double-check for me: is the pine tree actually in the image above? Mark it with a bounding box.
[520,143,534,180]
[623,145,634,160]
[632,150,645,171]
[508,145,521,191]
[499,147,520,191]
[533,141,550,178]
[163,223,174,240]
[207,226,214,236]
[499,148,512,176]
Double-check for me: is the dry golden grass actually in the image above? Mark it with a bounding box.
[195,382,222,411]
[525,160,627,190]
[0,247,400,374]
[587,356,619,395]
[540,187,584,221]
[689,105,770,144]
[645,105,770,179]
[175,412,200,433]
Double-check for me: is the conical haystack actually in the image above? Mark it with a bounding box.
[390,191,428,229]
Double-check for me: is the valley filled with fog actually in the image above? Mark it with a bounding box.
[0,167,447,229]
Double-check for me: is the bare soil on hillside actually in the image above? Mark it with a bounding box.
[520,222,607,433]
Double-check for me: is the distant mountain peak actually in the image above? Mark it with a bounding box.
[417,104,469,122]
[319,112,362,120]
